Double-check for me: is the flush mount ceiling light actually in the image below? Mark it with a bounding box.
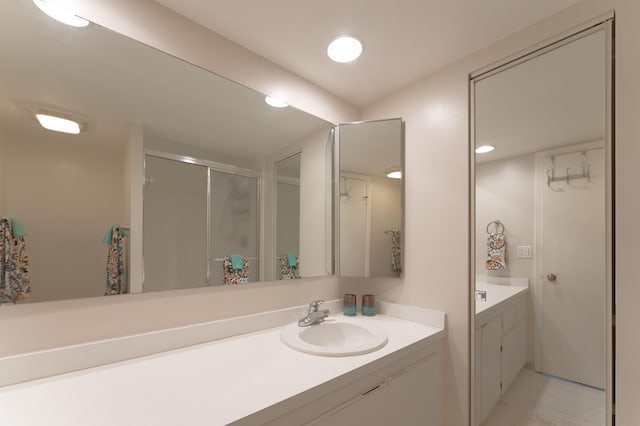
[33,0,90,28]
[327,35,363,63]
[35,113,81,134]
[265,96,288,108]
[386,168,402,179]
[475,145,495,154]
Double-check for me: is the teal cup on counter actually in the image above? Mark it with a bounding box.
[362,294,376,316]
[343,293,357,316]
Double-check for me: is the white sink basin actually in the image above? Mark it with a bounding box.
[280,318,388,357]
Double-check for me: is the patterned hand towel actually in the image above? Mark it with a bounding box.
[104,225,127,295]
[486,232,507,270]
[391,230,402,272]
[279,254,300,280]
[223,256,249,285]
[0,217,31,304]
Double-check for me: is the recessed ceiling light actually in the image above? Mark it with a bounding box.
[33,0,90,28]
[265,96,288,108]
[386,170,402,179]
[475,145,495,154]
[327,35,363,63]
[36,113,81,134]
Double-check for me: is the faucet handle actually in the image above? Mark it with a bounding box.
[309,300,324,312]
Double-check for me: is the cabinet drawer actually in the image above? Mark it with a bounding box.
[502,304,517,333]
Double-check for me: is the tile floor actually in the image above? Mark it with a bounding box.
[483,368,605,426]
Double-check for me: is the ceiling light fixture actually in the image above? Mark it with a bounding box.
[386,169,402,179]
[327,35,363,63]
[265,96,288,108]
[475,145,495,154]
[33,0,90,28]
[35,113,81,134]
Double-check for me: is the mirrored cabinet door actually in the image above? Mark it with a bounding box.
[336,118,404,278]
[472,24,612,425]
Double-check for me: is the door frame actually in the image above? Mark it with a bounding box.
[469,18,615,425]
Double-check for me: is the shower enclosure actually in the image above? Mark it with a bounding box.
[143,152,259,291]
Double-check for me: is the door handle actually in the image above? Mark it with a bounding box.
[546,273,557,282]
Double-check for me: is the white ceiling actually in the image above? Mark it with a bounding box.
[0,1,331,160]
[154,0,582,108]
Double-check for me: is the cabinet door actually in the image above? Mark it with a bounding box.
[312,355,441,426]
[502,318,527,393]
[480,315,502,422]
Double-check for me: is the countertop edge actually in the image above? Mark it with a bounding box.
[475,285,529,326]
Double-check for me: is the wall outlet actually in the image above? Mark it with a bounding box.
[516,245,532,258]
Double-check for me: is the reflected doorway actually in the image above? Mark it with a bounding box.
[471,22,613,426]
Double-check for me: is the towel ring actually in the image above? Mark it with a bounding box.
[486,220,505,234]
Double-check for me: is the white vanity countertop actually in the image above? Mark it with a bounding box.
[475,282,528,318]
[0,310,444,426]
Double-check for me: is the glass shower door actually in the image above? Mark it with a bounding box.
[143,156,208,291]
[209,170,259,285]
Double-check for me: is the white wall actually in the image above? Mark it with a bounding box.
[264,127,333,279]
[275,181,300,260]
[475,154,535,282]
[2,131,127,303]
[299,129,333,278]
[357,63,471,425]
[369,175,402,277]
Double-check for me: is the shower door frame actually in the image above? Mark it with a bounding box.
[144,150,261,286]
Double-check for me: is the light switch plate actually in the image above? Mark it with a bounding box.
[516,245,532,258]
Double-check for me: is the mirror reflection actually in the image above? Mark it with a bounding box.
[337,118,403,278]
[0,1,334,304]
[275,154,301,280]
[473,28,609,424]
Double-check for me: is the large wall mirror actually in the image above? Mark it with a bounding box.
[471,24,612,425]
[0,2,334,304]
[336,118,403,278]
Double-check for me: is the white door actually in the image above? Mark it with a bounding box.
[339,176,369,276]
[538,147,605,388]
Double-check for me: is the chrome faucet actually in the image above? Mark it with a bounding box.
[298,300,330,327]
[475,290,487,302]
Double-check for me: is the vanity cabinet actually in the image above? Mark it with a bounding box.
[250,343,444,426]
[312,354,441,426]
[475,293,528,424]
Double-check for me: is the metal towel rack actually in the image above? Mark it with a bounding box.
[545,152,590,192]
[486,220,505,234]
[213,257,258,262]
